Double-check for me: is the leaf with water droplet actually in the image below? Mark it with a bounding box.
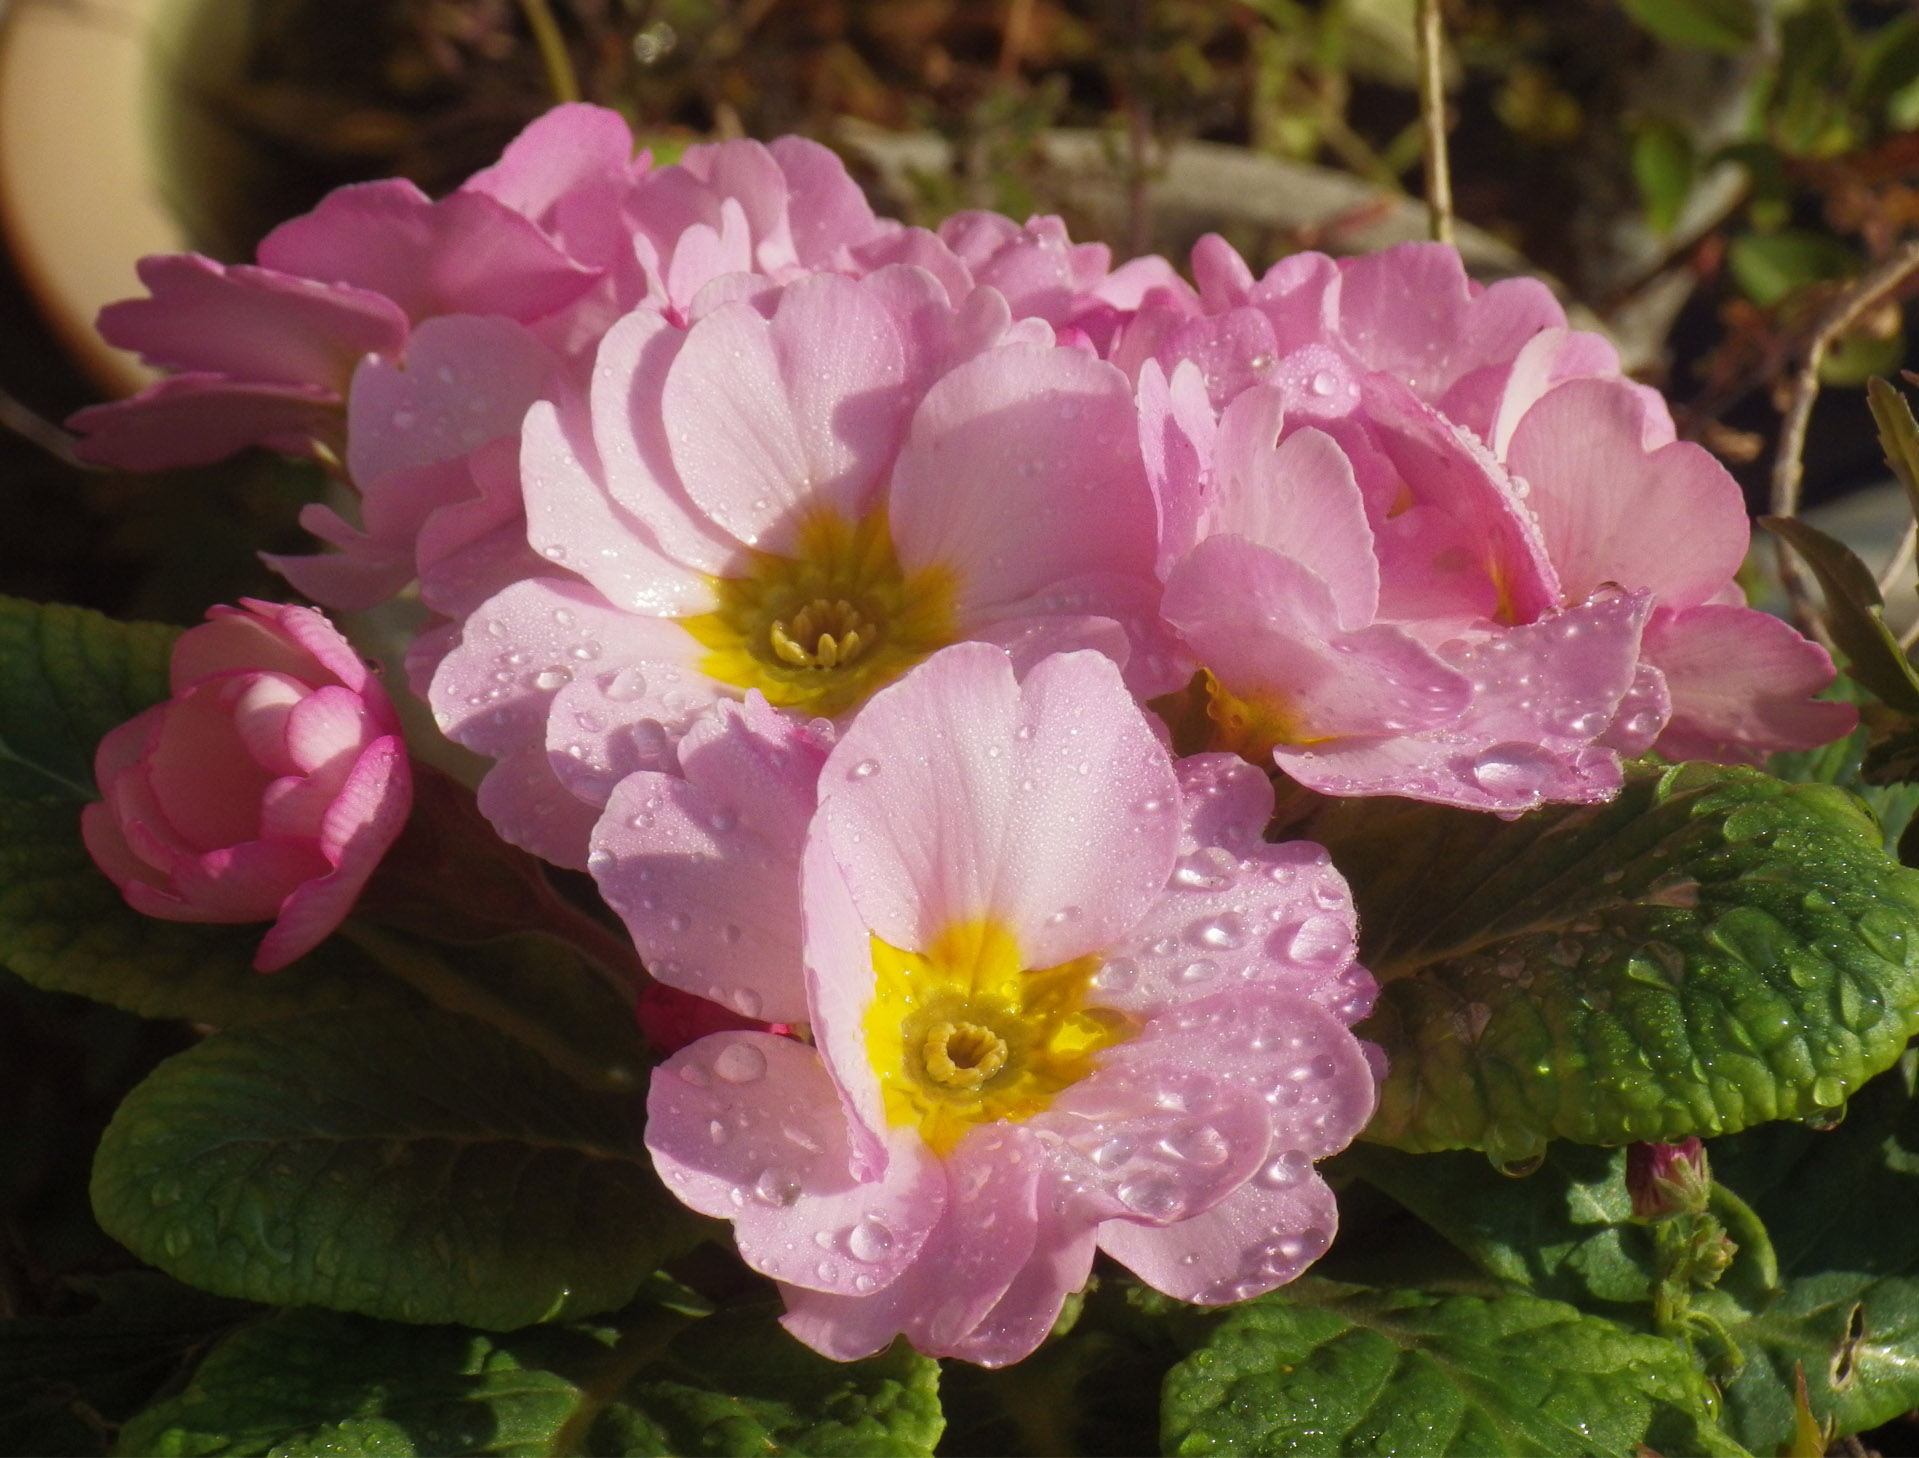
[92,1007,696,1330]
[1162,1278,1743,1456]
[117,1299,943,1458]
[1303,761,1919,1162]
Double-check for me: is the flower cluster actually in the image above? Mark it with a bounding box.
[76,104,1850,1366]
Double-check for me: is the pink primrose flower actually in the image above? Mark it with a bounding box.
[429,266,1167,868]
[644,644,1378,1367]
[1123,238,1850,800]
[81,600,412,971]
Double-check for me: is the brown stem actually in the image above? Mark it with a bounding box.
[1769,238,1919,638]
[1415,0,1453,245]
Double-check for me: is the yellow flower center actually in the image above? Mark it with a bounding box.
[1151,668,1332,762]
[682,510,956,718]
[865,920,1134,1156]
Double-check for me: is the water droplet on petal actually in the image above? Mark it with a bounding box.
[1189,912,1246,950]
[848,1216,894,1262]
[1159,1122,1230,1167]
[533,668,572,692]
[754,1168,801,1206]
[707,1119,729,1145]
[1093,959,1138,993]
[1287,914,1348,966]
[586,848,615,877]
[1257,1151,1310,1188]
[714,1043,767,1084]
[1117,1174,1187,1221]
[1469,742,1559,798]
[604,666,648,702]
[851,759,880,779]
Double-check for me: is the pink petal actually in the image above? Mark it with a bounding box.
[521,398,714,615]
[1164,536,1470,741]
[590,697,829,1025]
[345,315,557,485]
[1505,377,1748,608]
[1643,605,1855,763]
[646,1033,945,1296]
[777,1122,1045,1361]
[147,687,274,850]
[69,376,338,471]
[168,839,331,923]
[258,181,599,323]
[226,673,308,776]
[889,345,1157,620]
[817,644,1179,965]
[1275,588,1652,812]
[1332,243,1564,403]
[462,103,639,222]
[1138,357,1217,574]
[282,684,378,774]
[255,736,411,969]
[935,1180,1097,1368]
[1098,1166,1339,1305]
[663,275,910,550]
[589,308,737,574]
[80,797,170,896]
[770,135,890,265]
[802,827,892,1172]
[100,254,407,389]
[541,635,726,807]
[1211,404,1378,630]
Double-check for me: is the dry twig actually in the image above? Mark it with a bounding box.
[1770,238,1919,636]
[1415,0,1453,245]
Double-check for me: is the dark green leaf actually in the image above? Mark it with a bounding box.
[1763,517,1919,714]
[1728,231,1859,307]
[1330,1144,1655,1309]
[1619,0,1760,52]
[1770,721,1919,854]
[91,1007,695,1330]
[1868,375,1919,535]
[1703,1053,1919,1448]
[1632,118,1696,236]
[0,1273,253,1458]
[1307,762,1919,1164]
[116,1302,942,1457]
[1160,1278,1744,1456]
[0,597,176,802]
[1854,13,1919,114]
[0,796,410,1025]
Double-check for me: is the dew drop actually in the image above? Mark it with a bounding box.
[1257,1151,1309,1188]
[604,666,648,702]
[1178,959,1219,984]
[848,1216,895,1262]
[1093,959,1138,993]
[1091,1134,1137,1170]
[1469,742,1559,798]
[1310,370,1337,397]
[586,848,615,876]
[851,759,880,779]
[714,1043,767,1083]
[533,668,572,692]
[1159,1122,1230,1167]
[1287,914,1348,966]
[1189,912,1246,951]
[707,1119,729,1145]
[728,986,764,1018]
[754,1168,802,1206]
[1117,1174,1187,1221]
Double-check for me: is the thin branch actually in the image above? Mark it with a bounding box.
[1880,518,1917,601]
[1769,238,1919,636]
[0,388,89,469]
[1414,0,1453,245]
[517,0,581,104]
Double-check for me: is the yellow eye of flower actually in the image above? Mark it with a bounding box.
[683,511,956,717]
[865,920,1134,1156]
[1200,669,1333,760]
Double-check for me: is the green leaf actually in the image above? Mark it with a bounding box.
[1854,12,1919,115]
[0,597,177,802]
[1763,517,1919,714]
[0,796,410,1025]
[1620,0,1759,53]
[1711,1274,1919,1454]
[117,1302,943,1457]
[1868,375,1919,534]
[1160,1278,1745,1456]
[1769,0,1860,157]
[1330,1144,1656,1309]
[1306,761,1919,1164]
[1728,231,1859,307]
[1632,117,1697,236]
[1703,1053,1919,1449]
[91,1007,695,1330]
[0,1273,254,1458]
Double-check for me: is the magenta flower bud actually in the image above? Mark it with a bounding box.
[1626,1137,1711,1220]
[81,600,412,971]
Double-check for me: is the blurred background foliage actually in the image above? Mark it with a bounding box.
[6,0,1919,1381]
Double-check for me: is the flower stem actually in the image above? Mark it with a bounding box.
[1415,0,1453,245]
[518,0,582,104]
[340,918,640,1093]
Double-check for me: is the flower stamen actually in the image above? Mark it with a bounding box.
[922,1020,1008,1088]
[769,598,876,669]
